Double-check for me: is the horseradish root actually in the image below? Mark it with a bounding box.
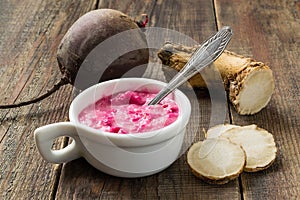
[188,124,277,184]
[158,43,275,115]
[207,124,277,172]
[187,138,246,184]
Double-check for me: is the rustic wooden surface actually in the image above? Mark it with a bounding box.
[0,0,299,199]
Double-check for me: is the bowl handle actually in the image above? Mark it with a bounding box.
[34,122,82,163]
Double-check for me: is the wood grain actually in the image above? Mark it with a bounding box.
[54,0,236,200]
[54,1,160,199]
[0,0,299,199]
[215,0,300,199]
[0,0,97,199]
[150,0,238,199]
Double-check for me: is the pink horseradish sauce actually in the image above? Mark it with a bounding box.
[78,90,179,134]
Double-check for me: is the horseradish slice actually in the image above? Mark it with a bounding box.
[206,124,240,138]
[220,124,277,172]
[187,138,246,184]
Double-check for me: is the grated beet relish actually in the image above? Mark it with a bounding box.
[78,90,179,134]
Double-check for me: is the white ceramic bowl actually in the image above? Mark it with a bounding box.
[34,78,191,177]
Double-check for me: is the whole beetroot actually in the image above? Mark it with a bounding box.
[57,9,149,85]
[0,9,149,109]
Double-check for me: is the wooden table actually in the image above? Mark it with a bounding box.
[0,0,299,199]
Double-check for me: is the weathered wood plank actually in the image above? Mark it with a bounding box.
[151,0,239,199]
[215,0,300,199]
[54,0,239,199]
[0,0,97,199]
[54,1,159,199]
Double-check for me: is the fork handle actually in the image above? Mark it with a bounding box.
[148,26,233,105]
